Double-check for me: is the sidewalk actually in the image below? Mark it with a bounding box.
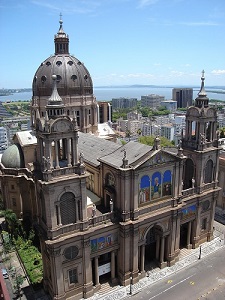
[87,221,225,300]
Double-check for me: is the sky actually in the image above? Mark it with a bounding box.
[0,0,225,89]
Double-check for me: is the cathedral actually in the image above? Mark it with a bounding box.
[0,18,220,300]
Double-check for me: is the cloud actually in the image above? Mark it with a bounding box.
[211,70,225,75]
[138,0,159,8]
[31,0,100,14]
[179,21,219,26]
[169,71,185,77]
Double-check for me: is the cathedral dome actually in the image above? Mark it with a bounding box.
[32,18,93,99]
[1,144,25,168]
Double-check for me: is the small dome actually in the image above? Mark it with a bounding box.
[1,144,25,168]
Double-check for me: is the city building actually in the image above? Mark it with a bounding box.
[127,120,143,135]
[0,101,12,119]
[172,88,193,108]
[0,18,220,300]
[161,100,177,112]
[127,111,142,121]
[0,127,8,153]
[161,124,175,142]
[111,97,137,110]
[97,102,112,124]
[141,94,165,109]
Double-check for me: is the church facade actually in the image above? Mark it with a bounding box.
[0,19,220,300]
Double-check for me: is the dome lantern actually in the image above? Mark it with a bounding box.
[54,14,69,55]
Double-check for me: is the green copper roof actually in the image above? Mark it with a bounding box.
[1,144,25,168]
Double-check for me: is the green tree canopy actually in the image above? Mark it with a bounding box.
[138,135,174,147]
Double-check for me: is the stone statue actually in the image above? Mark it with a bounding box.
[192,177,195,188]
[110,199,114,212]
[79,152,84,165]
[92,204,96,217]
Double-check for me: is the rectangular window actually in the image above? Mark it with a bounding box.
[11,185,14,190]
[69,268,78,284]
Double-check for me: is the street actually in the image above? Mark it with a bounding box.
[130,247,225,300]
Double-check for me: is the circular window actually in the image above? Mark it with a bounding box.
[46,61,51,66]
[68,61,73,66]
[202,200,210,212]
[56,61,62,66]
[71,75,77,81]
[41,75,47,83]
[56,75,62,82]
[64,246,79,260]
[84,74,88,80]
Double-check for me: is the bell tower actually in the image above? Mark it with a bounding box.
[35,74,89,235]
[182,70,219,190]
[181,71,220,246]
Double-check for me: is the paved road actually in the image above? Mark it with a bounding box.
[130,246,225,300]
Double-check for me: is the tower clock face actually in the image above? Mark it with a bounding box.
[55,121,69,132]
[190,108,199,117]
[207,109,214,117]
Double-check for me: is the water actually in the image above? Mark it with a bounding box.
[0,87,225,102]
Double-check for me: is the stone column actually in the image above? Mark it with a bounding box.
[72,139,76,166]
[82,239,94,298]
[160,236,165,264]
[140,245,145,273]
[56,205,62,225]
[187,221,192,249]
[55,140,59,169]
[75,200,79,222]
[111,251,116,283]
[94,256,99,286]
[67,138,71,167]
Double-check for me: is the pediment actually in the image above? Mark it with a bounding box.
[139,149,178,169]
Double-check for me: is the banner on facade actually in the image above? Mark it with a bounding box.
[98,262,111,276]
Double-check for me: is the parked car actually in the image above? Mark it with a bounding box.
[1,268,9,279]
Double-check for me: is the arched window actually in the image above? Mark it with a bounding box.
[60,192,76,225]
[183,158,195,189]
[204,159,213,183]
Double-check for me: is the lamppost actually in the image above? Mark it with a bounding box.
[130,276,132,295]
[198,245,202,260]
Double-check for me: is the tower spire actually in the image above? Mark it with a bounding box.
[198,70,207,97]
[194,70,209,108]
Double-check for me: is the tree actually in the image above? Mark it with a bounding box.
[138,135,174,147]
[4,209,21,240]
[13,273,25,300]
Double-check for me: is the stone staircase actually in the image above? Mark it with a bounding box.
[179,247,193,258]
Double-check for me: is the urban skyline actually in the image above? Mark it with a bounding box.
[0,0,225,88]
